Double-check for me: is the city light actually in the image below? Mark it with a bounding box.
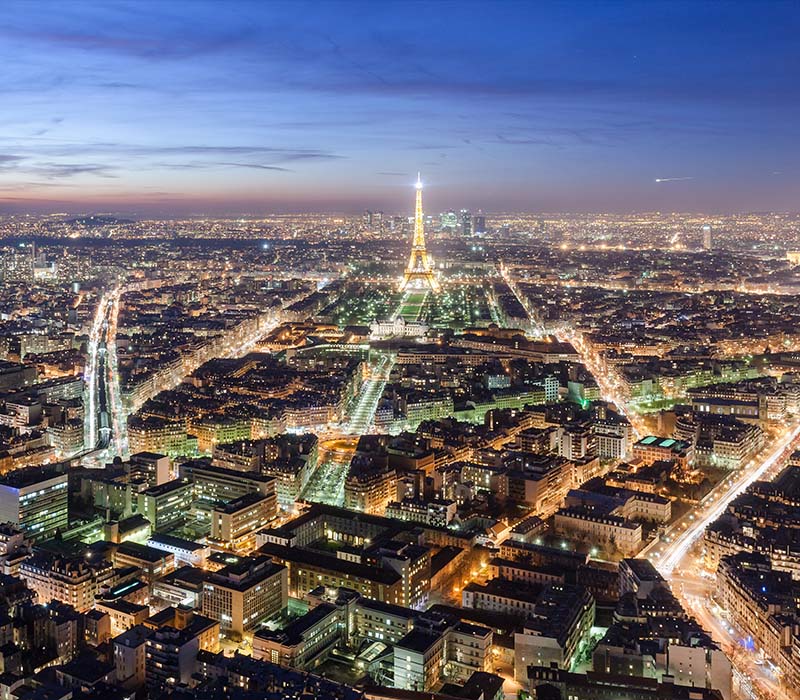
[0,5,796,700]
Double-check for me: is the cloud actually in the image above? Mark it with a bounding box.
[212,162,292,172]
[36,162,117,178]
[5,19,259,62]
[0,155,116,179]
[157,161,291,172]
[0,142,345,180]
[495,134,559,147]
[0,180,80,191]
[12,143,344,163]
[97,81,142,89]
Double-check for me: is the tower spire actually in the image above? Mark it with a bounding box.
[400,172,440,292]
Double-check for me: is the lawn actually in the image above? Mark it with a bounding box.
[399,291,428,320]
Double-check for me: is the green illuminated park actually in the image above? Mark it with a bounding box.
[325,282,497,331]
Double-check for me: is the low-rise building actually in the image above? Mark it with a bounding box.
[393,614,492,692]
[554,507,643,556]
[512,584,595,680]
[344,464,397,514]
[96,599,150,636]
[113,541,175,583]
[253,601,342,669]
[0,522,31,575]
[716,551,798,669]
[147,532,210,568]
[209,492,276,554]
[385,497,456,527]
[633,436,693,469]
[20,553,117,611]
[137,478,194,533]
[202,554,287,640]
[259,540,405,606]
[0,465,68,541]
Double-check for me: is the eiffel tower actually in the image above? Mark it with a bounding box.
[399,173,440,292]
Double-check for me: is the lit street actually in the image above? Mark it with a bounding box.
[647,423,800,576]
[344,352,394,435]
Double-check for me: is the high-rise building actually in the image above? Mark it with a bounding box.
[473,214,486,235]
[362,210,384,229]
[703,224,712,250]
[460,209,472,236]
[0,465,68,541]
[440,210,458,229]
[400,174,440,292]
[145,626,199,688]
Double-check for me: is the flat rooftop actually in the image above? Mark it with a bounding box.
[259,541,401,586]
[148,532,207,552]
[0,464,67,489]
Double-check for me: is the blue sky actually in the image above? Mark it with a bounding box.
[1,0,798,214]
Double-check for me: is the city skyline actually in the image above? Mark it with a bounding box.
[1,6,800,699]
[1,0,799,215]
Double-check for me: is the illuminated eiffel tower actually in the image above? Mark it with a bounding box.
[400,173,440,292]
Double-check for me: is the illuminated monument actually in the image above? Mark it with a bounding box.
[400,173,440,292]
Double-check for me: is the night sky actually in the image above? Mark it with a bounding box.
[1,0,799,215]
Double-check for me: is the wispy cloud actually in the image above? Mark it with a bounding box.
[157,161,291,172]
[3,142,344,162]
[0,154,116,179]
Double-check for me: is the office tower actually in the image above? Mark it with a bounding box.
[460,209,472,236]
[703,224,712,250]
[440,210,458,229]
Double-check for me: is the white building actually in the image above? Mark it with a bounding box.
[370,316,428,340]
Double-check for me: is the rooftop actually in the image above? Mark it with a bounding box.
[259,541,401,586]
[148,532,207,552]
